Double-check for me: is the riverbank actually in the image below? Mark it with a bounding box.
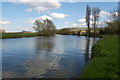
[0,33,38,39]
[1,33,54,39]
[81,34,118,78]
[1,32,103,39]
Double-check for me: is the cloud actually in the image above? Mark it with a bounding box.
[84,11,110,18]
[109,11,118,19]
[10,0,61,13]
[100,11,110,15]
[50,12,69,19]
[78,18,93,23]
[21,12,69,24]
[72,23,86,27]
[73,18,105,27]
[37,15,52,20]
[0,20,10,24]
[100,11,110,17]
[26,15,52,24]
[64,0,76,3]
[78,19,86,23]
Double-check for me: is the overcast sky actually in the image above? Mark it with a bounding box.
[0,0,118,32]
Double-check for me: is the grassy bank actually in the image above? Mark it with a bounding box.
[1,32,56,39]
[1,33,39,39]
[81,35,119,78]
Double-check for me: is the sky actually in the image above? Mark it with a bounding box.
[0,0,118,32]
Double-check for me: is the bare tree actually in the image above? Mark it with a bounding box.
[86,5,91,35]
[105,7,119,34]
[92,7,100,34]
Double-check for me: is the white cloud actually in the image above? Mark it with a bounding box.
[0,20,10,24]
[84,11,110,18]
[65,0,76,3]
[37,15,52,20]
[100,11,110,15]
[10,0,61,13]
[72,23,86,27]
[84,15,93,19]
[50,12,69,19]
[26,15,52,24]
[109,11,118,19]
[78,19,86,23]
[90,15,93,19]
[20,12,68,24]
[100,11,110,17]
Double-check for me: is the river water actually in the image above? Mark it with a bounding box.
[1,35,99,78]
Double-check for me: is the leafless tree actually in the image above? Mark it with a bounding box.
[92,7,100,34]
[86,5,91,35]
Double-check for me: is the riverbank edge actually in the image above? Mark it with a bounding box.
[1,33,104,39]
[81,34,119,78]
[0,33,55,39]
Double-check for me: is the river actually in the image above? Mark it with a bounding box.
[1,35,100,78]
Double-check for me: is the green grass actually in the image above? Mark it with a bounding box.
[81,35,119,78]
[1,33,39,39]
[1,32,56,39]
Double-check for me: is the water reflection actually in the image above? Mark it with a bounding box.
[84,36,99,65]
[84,36,90,65]
[2,35,100,78]
[92,37,96,46]
[23,36,61,78]
[35,36,55,53]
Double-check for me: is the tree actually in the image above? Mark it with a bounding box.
[99,5,119,35]
[43,19,56,31]
[33,19,56,35]
[104,10,119,34]
[92,7,100,34]
[33,20,44,33]
[86,5,91,35]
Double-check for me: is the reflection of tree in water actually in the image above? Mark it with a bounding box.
[84,36,91,65]
[22,36,63,78]
[84,37,97,65]
[35,36,55,53]
[92,37,96,46]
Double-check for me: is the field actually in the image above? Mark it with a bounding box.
[81,35,119,78]
[1,32,57,39]
[1,33,38,39]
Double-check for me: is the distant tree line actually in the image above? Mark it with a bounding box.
[56,28,81,35]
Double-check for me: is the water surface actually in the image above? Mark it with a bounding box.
[1,35,99,78]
